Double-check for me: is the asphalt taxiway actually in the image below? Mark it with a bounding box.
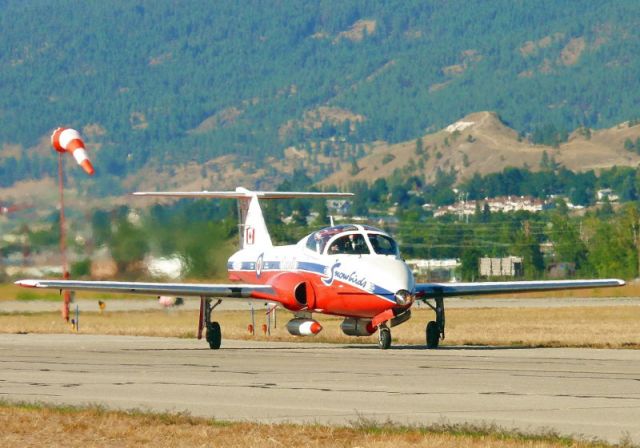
[1,334,639,444]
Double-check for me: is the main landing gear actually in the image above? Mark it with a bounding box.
[201,297,222,350]
[423,296,445,349]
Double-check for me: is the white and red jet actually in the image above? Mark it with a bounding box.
[16,188,624,350]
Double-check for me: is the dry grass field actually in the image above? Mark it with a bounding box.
[0,401,627,448]
[1,305,638,349]
[321,111,640,187]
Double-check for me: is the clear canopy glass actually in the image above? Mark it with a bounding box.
[305,225,398,256]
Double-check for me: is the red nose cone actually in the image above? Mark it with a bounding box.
[310,322,323,334]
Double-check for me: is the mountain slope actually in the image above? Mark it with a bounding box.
[321,112,640,186]
[2,1,640,193]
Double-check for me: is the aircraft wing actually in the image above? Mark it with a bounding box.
[15,279,276,301]
[414,279,625,298]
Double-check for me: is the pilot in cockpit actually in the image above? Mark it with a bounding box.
[327,233,368,255]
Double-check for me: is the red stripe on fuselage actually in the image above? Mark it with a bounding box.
[228,269,395,318]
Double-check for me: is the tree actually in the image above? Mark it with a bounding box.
[549,214,589,274]
[553,197,569,215]
[511,223,544,279]
[460,246,481,281]
[620,176,637,201]
[585,206,638,278]
[464,172,485,200]
[91,209,112,246]
[540,151,551,170]
[415,137,424,155]
[349,157,361,175]
[110,219,149,275]
[481,202,491,223]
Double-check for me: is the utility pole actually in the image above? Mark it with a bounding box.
[465,192,469,224]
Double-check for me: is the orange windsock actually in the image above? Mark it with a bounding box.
[51,127,95,175]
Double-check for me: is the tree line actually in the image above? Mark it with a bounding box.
[12,181,640,283]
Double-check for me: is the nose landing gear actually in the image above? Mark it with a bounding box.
[373,308,411,349]
[378,325,391,350]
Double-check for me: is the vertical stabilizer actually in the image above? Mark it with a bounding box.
[240,193,273,249]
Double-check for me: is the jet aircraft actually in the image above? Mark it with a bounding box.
[16,188,624,350]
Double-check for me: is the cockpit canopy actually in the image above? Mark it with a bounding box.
[305,224,399,256]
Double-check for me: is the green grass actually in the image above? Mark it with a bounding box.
[15,291,64,301]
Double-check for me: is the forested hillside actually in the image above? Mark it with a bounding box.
[2,0,640,195]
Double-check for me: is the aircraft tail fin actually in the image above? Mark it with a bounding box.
[133,187,353,249]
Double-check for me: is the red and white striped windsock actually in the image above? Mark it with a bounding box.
[51,127,95,175]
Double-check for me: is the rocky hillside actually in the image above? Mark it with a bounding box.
[321,112,640,186]
[4,111,640,214]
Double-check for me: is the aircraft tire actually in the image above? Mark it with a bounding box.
[206,321,222,350]
[378,327,391,350]
[426,321,439,349]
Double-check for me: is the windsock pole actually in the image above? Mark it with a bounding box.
[57,152,71,322]
[51,127,94,321]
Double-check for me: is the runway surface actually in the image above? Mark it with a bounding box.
[1,334,639,444]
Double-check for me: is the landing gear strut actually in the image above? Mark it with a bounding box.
[424,296,445,349]
[202,297,222,350]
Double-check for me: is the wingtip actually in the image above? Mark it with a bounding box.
[15,279,39,288]
[605,279,626,286]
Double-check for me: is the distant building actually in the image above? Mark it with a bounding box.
[479,256,523,277]
[434,196,547,218]
[406,258,460,281]
[485,196,546,213]
[596,189,619,203]
[433,201,476,218]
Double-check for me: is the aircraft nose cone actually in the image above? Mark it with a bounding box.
[370,258,414,302]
